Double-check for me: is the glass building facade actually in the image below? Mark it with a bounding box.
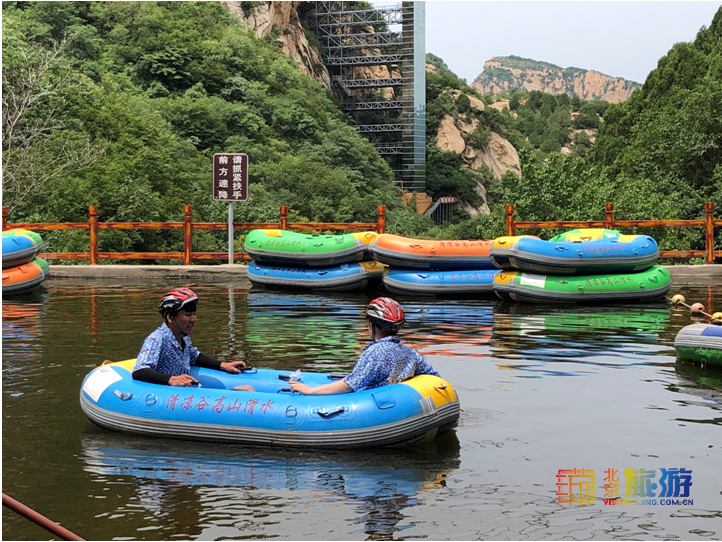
[310,1,426,193]
[401,1,426,193]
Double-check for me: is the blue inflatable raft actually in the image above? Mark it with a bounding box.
[490,234,659,275]
[383,268,499,297]
[2,229,43,268]
[248,260,385,291]
[80,360,460,448]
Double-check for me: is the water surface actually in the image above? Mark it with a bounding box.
[2,280,721,540]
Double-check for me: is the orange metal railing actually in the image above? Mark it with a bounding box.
[2,205,386,265]
[505,202,721,264]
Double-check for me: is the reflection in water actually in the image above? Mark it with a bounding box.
[245,290,370,371]
[2,294,47,393]
[491,303,672,376]
[2,296,46,357]
[671,362,722,426]
[80,432,460,540]
[403,301,495,359]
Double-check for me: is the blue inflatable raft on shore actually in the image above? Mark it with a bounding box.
[248,260,384,291]
[2,228,44,268]
[80,360,460,449]
[383,268,499,297]
[490,234,659,275]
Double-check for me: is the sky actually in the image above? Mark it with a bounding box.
[419,1,721,84]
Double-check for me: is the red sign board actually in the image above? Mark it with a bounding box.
[213,153,248,201]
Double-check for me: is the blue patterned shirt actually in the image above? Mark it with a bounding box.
[133,324,200,376]
[343,336,439,392]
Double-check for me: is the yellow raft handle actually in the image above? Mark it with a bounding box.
[433,382,448,392]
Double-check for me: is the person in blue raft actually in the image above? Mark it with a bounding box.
[132,287,254,390]
[290,297,440,395]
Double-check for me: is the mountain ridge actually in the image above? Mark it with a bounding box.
[472,55,641,103]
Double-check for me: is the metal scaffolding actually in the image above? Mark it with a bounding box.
[308,1,425,192]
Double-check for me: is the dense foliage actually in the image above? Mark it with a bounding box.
[2,1,413,258]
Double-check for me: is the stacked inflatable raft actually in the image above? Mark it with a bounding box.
[675,324,722,367]
[245,230,385,292]
[490,229,671,303]
[2,229,49,295]
[369,234,499,297]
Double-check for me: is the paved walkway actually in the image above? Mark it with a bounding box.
[46,264,252,286]
[44,264,721,287]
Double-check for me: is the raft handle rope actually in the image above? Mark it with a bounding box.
[668,294,722,324]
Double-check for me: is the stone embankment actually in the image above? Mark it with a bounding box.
[45,265,722,288]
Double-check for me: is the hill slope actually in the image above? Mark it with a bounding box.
[472,56,641,103]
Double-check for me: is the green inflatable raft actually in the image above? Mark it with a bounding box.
[493,265,672,304]
[244,229,376,267]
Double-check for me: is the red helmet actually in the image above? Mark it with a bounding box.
[366,297,405,330]
[158,287,198,316]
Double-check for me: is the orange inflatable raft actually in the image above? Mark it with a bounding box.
[2,258,49,295]
[370,234,496,270]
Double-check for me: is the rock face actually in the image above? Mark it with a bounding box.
[472,56,640,103]
[434,91,521,216]
[221,1,332,90]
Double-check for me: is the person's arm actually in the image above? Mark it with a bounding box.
[133,368,198,386]
[289,379,352,395]
[413,351,440,377]
[132,368,171,385]
[194,352,247,373]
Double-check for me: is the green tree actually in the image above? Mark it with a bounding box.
[2,31,106,213]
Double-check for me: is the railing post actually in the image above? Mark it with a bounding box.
[505,204,515,236]
[184,205,192,265]
[705,201,714,265]
[280,206,288,230]
[2,207,8,231]
[377,205,386,234]
[605,203,615,230]
[89,205,98,265]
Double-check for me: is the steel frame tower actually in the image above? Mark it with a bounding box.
[309,1,425,193]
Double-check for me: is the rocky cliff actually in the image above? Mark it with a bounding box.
[434,89,521,216]
[221,1,332,90]
[472,56,640,103]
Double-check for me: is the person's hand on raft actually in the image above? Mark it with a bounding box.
[220,361,247,373]
[230,385,255,392]
[289,381,312,394]
[222,361,255,391]
[168,374,199,387]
